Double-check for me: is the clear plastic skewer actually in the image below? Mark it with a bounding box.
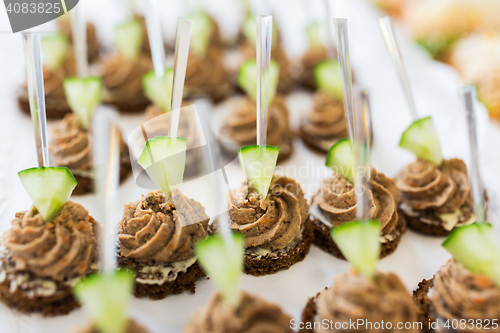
[169,17,192,141]
[256,15,273,147]
[70,3,88,77]
[459,85,485,223]
[334,18,355,142]
[323,0,336,59]
[92,109,121,274]
[353,89,373,220]
[379,16,418,120]
[145,0,166,77]
[23,33,50,167]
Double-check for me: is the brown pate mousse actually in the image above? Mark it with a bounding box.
[185,47,231,102]
[300,46,327,89]
[309,271,418,333]
[100,54,152,112]
[312,170,402,242]
[18,56,76,118]
[50,113,130,193]
[428,259,500,333]
[184,290,293,333]
[300,91,348,152]
[56,20,100,63]
[220,95,293,162]
[229,176,309,251]
[75,319,150,333]
[1,202,99,287]
[395,158,475,234]
[118,190,210,285]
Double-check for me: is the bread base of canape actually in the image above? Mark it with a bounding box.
[311,211,406,260]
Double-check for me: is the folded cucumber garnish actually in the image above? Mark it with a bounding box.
[114,19,143,62]
[399,116,443,165]
[74,270,135,333]
[442,222,500,286]
[331,220,381,280]
[238,145,279,198]
[314,60,343,100]
[138,136,187,197]
[195,233,245,306]
[64,77,102,129]
[306,23,323,49]
[41,32,69,70]
[237,59,279,103]
[187,12,214,56]
[143,68,174,112]
[18,167,77,222]
[242,15,278,46]
[325,138,355,183]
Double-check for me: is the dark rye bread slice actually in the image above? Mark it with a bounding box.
[402,205,478,237]
[71,146,133,195]
[311,210,407,260]
[117,257,206,300]
[18,89,70,119]
[0,246,96,316]
[413,278,437,333]
[103,97,150,113]
[244,218,314,276]
[299,291,322,333]
[0,277,79,316]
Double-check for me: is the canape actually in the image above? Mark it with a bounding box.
[300,60,348,153]
[99,19,152,113]
[184,12,231,102]
[56,14,101,63]
[311,139,406,259]
[225,144,312,276]
[184,232,293,332]
[0,167,99,315]
[219,60,294,163]
[117,136,210,299]
[299,23,328,90]
[238,15,294,93]
[301,221,418,332]
[50,77,132,195]
[18,33,74,118]
[395,117,480,236]
[413,223,500,333]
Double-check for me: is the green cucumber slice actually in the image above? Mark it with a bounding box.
[74,270,134,333]
[114,20,143,62]
[41,32,69,70]
[195,232,245,306]
[238,145,280,198]
[314,59,343,100]
[187,12,214,56]
[331,220,381,280]
[138,136,187,197]
[18,167,77,222]
[306,23,323,49]
[325,138,355,182]
[63,77,102,129]
[399,116,443,165]
[242,15,278,46]
[143,68,174,112]
[442,222,500,286]
[237,59,279,102]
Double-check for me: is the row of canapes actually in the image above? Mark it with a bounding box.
[2,82,498,332]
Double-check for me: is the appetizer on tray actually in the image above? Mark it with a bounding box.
[0,167,99,315]
[117,136,210,299]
